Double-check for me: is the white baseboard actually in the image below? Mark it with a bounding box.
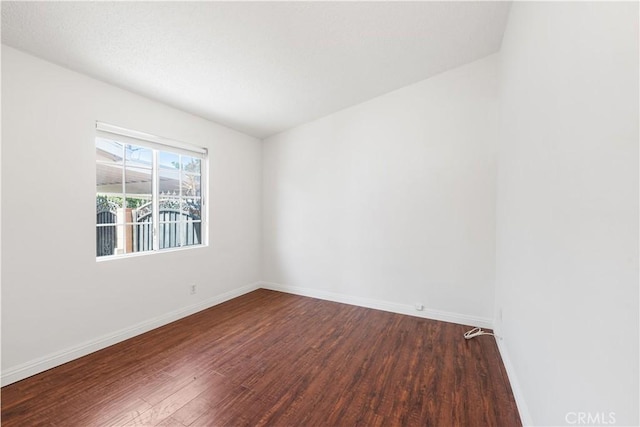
[1,282,261,387]
[259,281,493,329]
[494,333,533,426]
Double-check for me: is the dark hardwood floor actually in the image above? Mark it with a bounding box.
[1,289,521,426]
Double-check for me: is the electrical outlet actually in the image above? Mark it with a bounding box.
[190,284,197,295]
[415,303,424,311]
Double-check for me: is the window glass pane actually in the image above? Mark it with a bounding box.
[97,225,134,256]
[158,221,181,250]
[126,197,151,211]
[156,220,201,249]
[96,224,117,257]
[96,139,123,195]
[183,221,202,247]
[158,197,181,250]
[182,156,201,174]
[159,197,181,212]
[128,221,154,253]
[114,224,134,255]
[133,202,153,223]
[159,151,180,170]
[96,138,124,166]
[96,195,121,225]
[181,173,201,197]
[96,163,123,195]
[159,169,180,195]
[182,198,201,219]
[125,144,153,168]
[125,164,152,200]
[122,224,136,254]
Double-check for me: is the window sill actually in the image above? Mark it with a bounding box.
[96,244,208,262]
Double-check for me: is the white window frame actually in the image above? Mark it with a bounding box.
[95,122,208,260]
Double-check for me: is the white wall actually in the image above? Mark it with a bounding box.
[1,46,262,384]
[5,5,637,422]
[262,55,498,325]
[496,3,639,426]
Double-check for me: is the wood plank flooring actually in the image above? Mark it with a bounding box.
[1,289,521,426]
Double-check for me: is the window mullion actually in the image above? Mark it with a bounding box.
[121,144,127,255]
[179,155,184,247]
[152,149,160,251]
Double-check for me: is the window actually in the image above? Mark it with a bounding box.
[95,123,207,258]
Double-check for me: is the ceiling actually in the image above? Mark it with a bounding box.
[1,2,511,139]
